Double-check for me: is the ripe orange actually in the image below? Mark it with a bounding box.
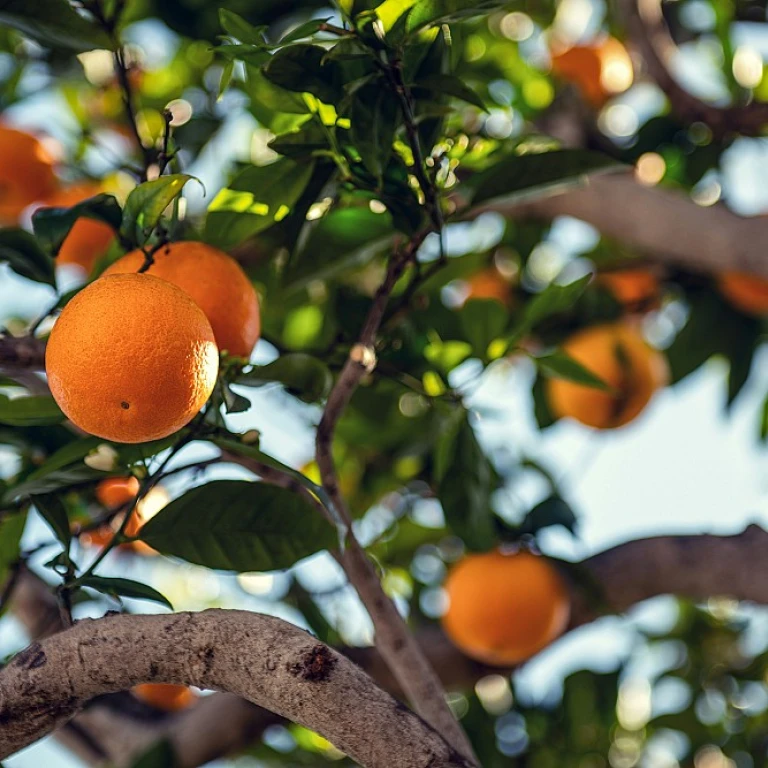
[546,324,667,429]
[132,683,198,711]
[96,476,140,508]
[550,36,633,108]
[718,272,768,316]
[0,125,57,225]
[40,183,115,274]
[441,550,570,665]
[464,267,514,306]
[597,269,660,312]
[46,273,219,443]
[79,507,143,549]
[103,241,261,359]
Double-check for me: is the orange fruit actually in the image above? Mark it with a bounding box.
[718,272,768,316]
[103,241,261,359]
[96,476,140,508]
[132,683,198,711]
[40,183,116,274]
[550,36,633,108]
[597,269,660,312]
[546,323,667,429]
[79,507,143,549]
[442,550,570,665]
[0,125,57,225]
[464,267,514,306]
[46,273,219,443]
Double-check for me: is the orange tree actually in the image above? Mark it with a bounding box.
[0,1,767,766]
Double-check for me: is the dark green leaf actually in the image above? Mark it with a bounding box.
[139,480,336,572]
[237,354,333,403]
[204,158,315,249]
[32,194,121,256]
[535,351,611,390]
[760,393,768,442]
[415,74,487,111]
[267,123,329,158]
[350,84,399,179]
[79,575,173,610]
[0,511,27,591]
[4,466,109,504]
[0,0,113,52]
[129,739,178,768]
[221,383,251,414]
[518,495,578,536]
[285,207,394,289]
[406,0,507,32]
[469,150,623,207]
[0,395,64,426]
[280,17,333,44]
[34,493,71,549]
[434,410,494,551]
[509,275,592,345]
[219,9,267,44]
[459,299,508,358]
[0,228,55,285]
[218,59,235,99]
[121,175,197,246]
[263,44,343,104]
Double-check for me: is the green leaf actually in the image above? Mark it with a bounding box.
[34,493,71,550]
[139,480,336,572]
[204,158,315,249]
[280,17,333,45]
[405,0,507,32]
[237,354,333,403]
[218,59,235,99]
[0,511,27,592]
[509,274,591,345]
[220,382,251,414]
[760,393,768,442]
[423,340,473,374]
[518,496,578,536]
[469,150,623,208]
[434,410,494,551]
[535,351,612,390]
[32,194,121,256]
[459,299,508,359]
[121,175,197,247]
[415,74,487,111]
[244,65,311,134]
[219,9,267,44]
[0,0,113,52]
[285,207,395,290]
[4,466,109,504]
[267,123,329,158]
[0,395,64,426]
[350,84,400,179]
[0,228,55,285]
[262,44,342,104]
[79,575,173,610]
[129,739,178,768]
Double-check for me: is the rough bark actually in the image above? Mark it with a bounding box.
[0,610,473,768]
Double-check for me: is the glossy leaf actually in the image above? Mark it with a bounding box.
[469,150,623,207]
[237,354,333,403]
[279,17,333,44]
[205,158,315,249]
[0,228,55,285]
[415,74,487,111]
[139,480,336,572]
[262,44,342,104]
[518,495,578,536]
[0,395,64,426]
[121,175,197,246]
[350,84,400,179]
[218,9,267,44]
[34,493,71,550]
[79,575,173,610]
[32,194,121,256]
[406,0,507,32]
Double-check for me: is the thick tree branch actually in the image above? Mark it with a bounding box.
[0,610,472,768]
[620,0,768,136]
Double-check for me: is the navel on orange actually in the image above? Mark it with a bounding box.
[0,125,57,225]
[442,550,570,665]
[46,273,218,443]
[104,241,261,359]
[546,323,667,429]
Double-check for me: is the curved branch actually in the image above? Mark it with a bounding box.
[0,609,472,768]
[621,0,768,136]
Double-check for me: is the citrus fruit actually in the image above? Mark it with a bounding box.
[132,684,198,711]
[0,125,57,225]
[46,273,219,443]
[96,476,140,509]
[441,550,570,665]
[718,272,768,316]
[550,36,633,107]
[103,241,261,359]
[465,267,514,306]
[40,182,115,274]
[597,269,660,313]
[546,323,667,429]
